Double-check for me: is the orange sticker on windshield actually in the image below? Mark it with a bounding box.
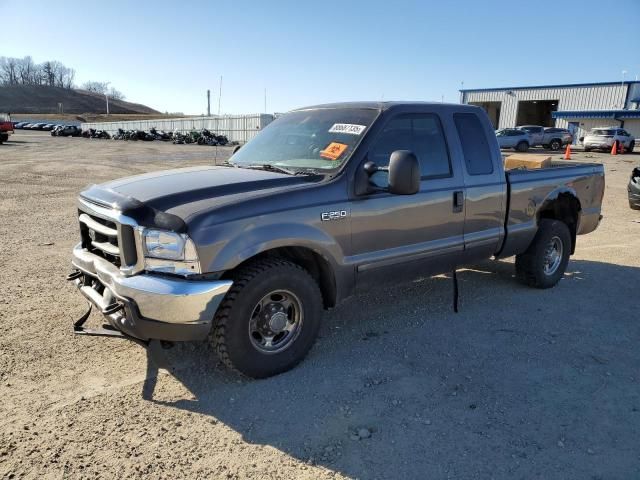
[320,142,348,160]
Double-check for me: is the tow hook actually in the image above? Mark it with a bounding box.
[102,303,124,315]
[66,270,83,281]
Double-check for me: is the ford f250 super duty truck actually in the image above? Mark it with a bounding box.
[69,102,605,378]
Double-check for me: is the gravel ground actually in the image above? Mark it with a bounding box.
[1,131,639,479]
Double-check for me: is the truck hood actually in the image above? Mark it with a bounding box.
[81,165,323,231]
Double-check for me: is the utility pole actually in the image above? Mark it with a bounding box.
[105,81,111,115]
[217,76,222,116]
[264,88,267,113]
[207,89,211,116]
[621,70,627,108]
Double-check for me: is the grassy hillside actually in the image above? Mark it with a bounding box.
[0,85,160,115]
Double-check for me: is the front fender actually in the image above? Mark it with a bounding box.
[205,222,344,273]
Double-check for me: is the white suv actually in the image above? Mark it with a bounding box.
[583,127,635,153]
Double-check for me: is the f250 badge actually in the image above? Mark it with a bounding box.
[321,210,348,221]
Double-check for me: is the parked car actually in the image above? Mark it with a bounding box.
[14,121,28,129]
[496,128,531,151]
[51,125,65,136]
[517,125,545,146]
[583,127,635,153]
[68,101,605,378]
[629,167,640,210]
[57,125,82,137]
[541,128,573,151]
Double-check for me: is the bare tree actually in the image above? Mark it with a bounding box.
[81,81,110,94]
[108,87,125,100]
[0,57,19,84]
[42,61,55,86]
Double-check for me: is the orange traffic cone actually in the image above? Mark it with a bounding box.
[611,141,617,155]
[564,144,571,160]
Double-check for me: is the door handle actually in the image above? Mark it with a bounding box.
[453,191,464,213]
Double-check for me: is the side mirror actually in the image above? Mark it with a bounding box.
[388,150,420,195]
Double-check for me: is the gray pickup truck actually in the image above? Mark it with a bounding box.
[69,102,605,378]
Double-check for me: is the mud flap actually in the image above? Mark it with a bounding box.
[452,269,459,313]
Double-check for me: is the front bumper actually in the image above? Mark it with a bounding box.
[71,243,232,341]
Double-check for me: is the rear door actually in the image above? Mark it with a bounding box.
[452,112,506,263]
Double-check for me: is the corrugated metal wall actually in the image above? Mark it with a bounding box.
[462,84,628,130]
[81,114,275,143]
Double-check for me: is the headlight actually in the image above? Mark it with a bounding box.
[142,229,186,260]
[140,228,201,276]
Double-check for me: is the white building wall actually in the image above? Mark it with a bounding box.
[462,84,628,129]
[623,119,640,139]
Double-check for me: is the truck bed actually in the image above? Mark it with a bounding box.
[497,160,605,258]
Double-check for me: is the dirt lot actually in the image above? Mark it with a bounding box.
[1,131,639,479]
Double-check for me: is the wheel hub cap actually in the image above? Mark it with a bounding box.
[543,236,563,275]
[268,311,288,332]
[249,290,303,354]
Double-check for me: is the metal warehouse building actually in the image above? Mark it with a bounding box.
[460,81,640,141]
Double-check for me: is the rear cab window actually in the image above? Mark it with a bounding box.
[454,113,494,175]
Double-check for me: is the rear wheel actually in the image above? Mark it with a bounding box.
[211,258,323,378]
[515,219,571,289]
[516,141,529,152]
[549,139,562,151]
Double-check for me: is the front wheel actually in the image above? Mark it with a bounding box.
[549,139,562,151]
[211,258,323,378]
[516,141,529,152]
[515,219,571,289]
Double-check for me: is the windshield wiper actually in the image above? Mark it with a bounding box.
[240,164,297,175]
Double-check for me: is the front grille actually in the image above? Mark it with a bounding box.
[78,211,138,268]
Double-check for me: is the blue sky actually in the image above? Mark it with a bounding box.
[4,0,639,114]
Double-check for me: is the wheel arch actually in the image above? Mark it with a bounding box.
[536,190,581,254]
[224,246,338,309]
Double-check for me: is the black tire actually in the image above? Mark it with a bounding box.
[516,141,529,152]
[627,141,635,154]
[515,219,571,289]
[584,147,591,152]
[549,139,562,151]
[211,258,323,378]
[630,200,640,210]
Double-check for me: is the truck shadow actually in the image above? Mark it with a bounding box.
[140,258,639,478]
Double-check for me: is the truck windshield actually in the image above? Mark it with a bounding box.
[230,108,378,171]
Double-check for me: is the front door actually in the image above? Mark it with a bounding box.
[349,111,466,285]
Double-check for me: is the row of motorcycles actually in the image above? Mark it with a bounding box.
[107,127,233,146]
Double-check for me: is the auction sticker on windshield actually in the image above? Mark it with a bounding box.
[328,123,366,135]
[320,142,348,160]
